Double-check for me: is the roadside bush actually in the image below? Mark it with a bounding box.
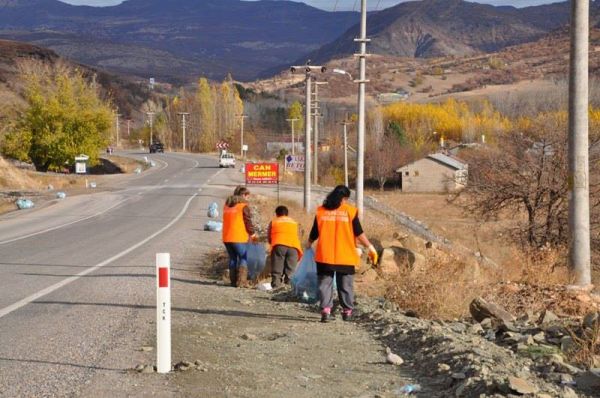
[2,61,113,171]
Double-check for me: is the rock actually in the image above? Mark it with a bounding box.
[575,370,600,389]
[438,363,451,372]
[385,347,404,366]
[519,334,535,346]
[174,361,193,371]
[533,332,546,344]
[450,323,467,334]
[560,373,575,385]
[507,376,539,395]
[536,394,553,398]
[480,318,493,329]
[583,311,599,329]
[451,372,467,380]
[560,336,576,353]
[134,364,145,372]
[538,310,559,325]
[379,247,424,275]
[469,297,516,325]
[544,325,566,338]
[141,365,154,374]
[241,333,257,341]
[468,323,484,335]
[561,386,578,398]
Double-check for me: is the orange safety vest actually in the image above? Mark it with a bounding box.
[315,203,359,266]
[222,203,249,243]
[270,216,303,260]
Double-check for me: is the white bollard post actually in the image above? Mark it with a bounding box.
[156,253,171,374]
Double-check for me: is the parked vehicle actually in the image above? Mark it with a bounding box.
[149,142,164,153]
[219,152,236,168]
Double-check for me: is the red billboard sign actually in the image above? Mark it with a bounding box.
[245,162,279,185]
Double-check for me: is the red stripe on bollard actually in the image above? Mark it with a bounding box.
[158,267,169,288]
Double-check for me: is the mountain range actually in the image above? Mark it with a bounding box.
[297,0,600,67]
[0,0,358,82]
[0,0,599,82]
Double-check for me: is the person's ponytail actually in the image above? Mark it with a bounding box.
[323,185,351,210]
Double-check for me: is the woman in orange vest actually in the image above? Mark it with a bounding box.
[306,185,378,323]
[222,186,257,288]
[267,205,303,290]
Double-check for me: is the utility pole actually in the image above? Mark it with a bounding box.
[127,119,131,138]
[313,81,328,185]
[355,0,370,217]
[568,0,591,286]
[286,118,298,155]
[290,64,326,212]
[340,120,353,187]
[238,114,248,158]
[115,112,121,148]
[178,112,189,152]
[146,112,155,145]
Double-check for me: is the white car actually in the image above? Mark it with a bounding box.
[219,153,236,168]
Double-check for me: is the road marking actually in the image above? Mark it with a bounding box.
[0,198,130,246]
[0,193,198,319]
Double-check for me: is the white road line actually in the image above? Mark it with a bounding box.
[0,193,198,320]
[0,198,130,246]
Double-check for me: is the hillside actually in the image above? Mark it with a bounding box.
[0,0,359,82]
[296,0,600,68]
[250,27,600,105]
[0,39,153,125]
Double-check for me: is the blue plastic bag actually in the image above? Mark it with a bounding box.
[16,199,34,209]
[204,221,223,232]
[291,248,318,302]
[207,202,219,218]
[247,243,267,280]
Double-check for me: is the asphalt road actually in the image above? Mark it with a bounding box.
[0,152,230,397]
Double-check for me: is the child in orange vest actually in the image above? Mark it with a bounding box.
[268,206,303,290]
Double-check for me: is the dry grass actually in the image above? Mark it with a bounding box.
[567,323,600,369]
[0,157,42,190]
[385,254,480,319]
[218,189,595,321]
[104,155,145,174]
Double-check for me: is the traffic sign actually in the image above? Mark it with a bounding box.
[285,155,304,172]
[216,140,230,150]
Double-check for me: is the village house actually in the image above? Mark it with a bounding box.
[395,153,468,193]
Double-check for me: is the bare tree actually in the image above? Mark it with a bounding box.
[366,133,408,191]
[458,125,600,249]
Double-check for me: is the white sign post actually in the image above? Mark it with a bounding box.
[285,155,305,172]
[156,253,171,374]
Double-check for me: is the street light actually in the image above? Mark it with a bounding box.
[332,68,354,80]
[238,114,248,158]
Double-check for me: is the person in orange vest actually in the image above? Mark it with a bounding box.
[306,185,378,323]
[267,205,303,290]
[222,186,257,288]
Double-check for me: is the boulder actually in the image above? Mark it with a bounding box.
[469,297,516,325]
[507,376,539,395]
[538,310,559,325]
[378,246,425,276]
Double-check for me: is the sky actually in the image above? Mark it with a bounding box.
[59,0,562,11]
